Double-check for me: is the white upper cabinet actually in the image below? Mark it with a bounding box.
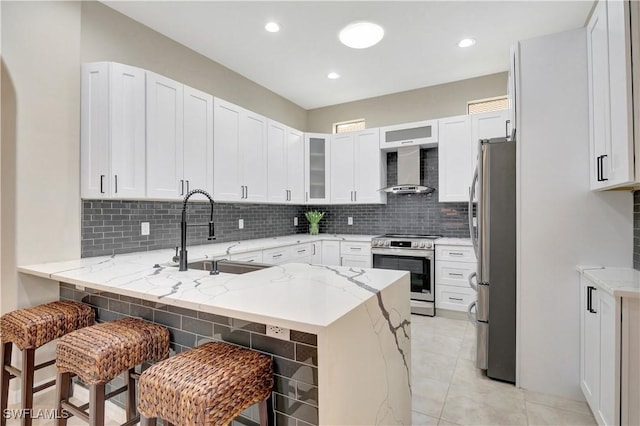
[507,45,519,141]
[305,133,332,204]
[438,115,472,202]
[267,120,304,203]
[213,97,268,203]
[331,129,386,204]
[81,62,146,199]
[587,0,637,189]
[438,110,508,202]
[183,86,214,196]
[146,73,213,200]
[146,72,185,199]
[379,120,439,150]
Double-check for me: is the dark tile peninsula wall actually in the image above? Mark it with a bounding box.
[60,283,318,426]
[81,147,470,257]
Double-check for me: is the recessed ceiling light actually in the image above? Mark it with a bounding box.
[265,22,280,33]
[458,38,476,48]
[327,72,340,80]
[339,22,384,49]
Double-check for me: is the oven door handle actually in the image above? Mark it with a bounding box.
[467,300,479,325]
[468,271,477,292]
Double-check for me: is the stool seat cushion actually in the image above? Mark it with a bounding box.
[0,301,95,350]
[56,317,170,385]
[138,342,273,425]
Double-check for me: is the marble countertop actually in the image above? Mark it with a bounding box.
[578,266,640,299]
[18,234,408,332]
[435,238,472,246]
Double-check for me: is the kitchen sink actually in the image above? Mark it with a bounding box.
[187,259,271,275]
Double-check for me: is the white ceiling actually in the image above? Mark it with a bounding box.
[102,1,594,110]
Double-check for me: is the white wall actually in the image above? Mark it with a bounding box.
[517,28,632,399]
[1,1,82,314]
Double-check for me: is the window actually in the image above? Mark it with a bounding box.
[467,96,508,114]
[334,118,365,133]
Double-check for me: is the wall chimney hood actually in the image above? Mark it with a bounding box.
[380,146,435,194]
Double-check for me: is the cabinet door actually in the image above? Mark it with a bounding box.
[213,98,242,202]
[310,241,323,264]
[340,255,371,268]
[146,72,184,199]
[287,128,305,204]
[321,240,340,266]
[580,278,600,409]
[507,45,519,140]
[471,110,509,165]
[229,251,263,263]
[241,111,268,202]
[267,120,288,203]
[587,0,612,190]
[330,133,355,203]
[354,129,385,204]
[438,115,472,202]
[81,62,110,198]
[109,63,146,199]
[183,86,213,196]
[597,291,618,426]
[305,133,331,204]
[263,246,290,264]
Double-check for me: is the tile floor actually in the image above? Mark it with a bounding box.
[411,314,597,426]
[7,314,597,425]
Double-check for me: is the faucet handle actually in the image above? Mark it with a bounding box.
[172,246,180,263]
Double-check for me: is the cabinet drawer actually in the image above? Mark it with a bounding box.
[262,246,290,264]
[436,285,475,312]
[290,243,313,260]
[229,251,263,263]
[436,245,476,263]
[436,260,475,288]
[341,254,372,268]
[340,241,372,256]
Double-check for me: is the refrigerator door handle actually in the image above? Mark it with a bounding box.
[469,167,479,258]
[467,300,478,325]
[477,283,489,322]
[468,271,478,292]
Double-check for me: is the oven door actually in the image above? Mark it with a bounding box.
[372,249,434,302]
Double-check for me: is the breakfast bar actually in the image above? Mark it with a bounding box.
[18,247,411,425]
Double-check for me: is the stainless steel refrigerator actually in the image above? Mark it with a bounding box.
[468,137,516,384]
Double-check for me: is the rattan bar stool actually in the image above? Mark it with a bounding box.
[0,300,95,426]
[138,342,274,426]
[55,317,170,426]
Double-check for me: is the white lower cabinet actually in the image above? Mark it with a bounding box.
[310,241,323,264]
[229,251,263,263]
[321,241,340,266]
[435,244,476,312]
[339,241,372,268]
[579,271,640,426]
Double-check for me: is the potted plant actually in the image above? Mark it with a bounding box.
[305,210,325,235]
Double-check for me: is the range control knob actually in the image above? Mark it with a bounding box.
[384,241,390,247]
[419,241,426,248]
[412,242,418,248]
[372,240,379,246]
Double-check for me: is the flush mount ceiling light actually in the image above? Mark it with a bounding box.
[458,38,476,48]
[327,72,340,80]
[339,21,384,49]
[265,22,280,33]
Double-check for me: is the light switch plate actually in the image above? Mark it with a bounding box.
[266,325,290,340]
[348,217,353,225]
[239,219,244,229]
[294,217,298,226]
[141,222,150,235]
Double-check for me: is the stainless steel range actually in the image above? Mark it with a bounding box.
[371,234,441,316]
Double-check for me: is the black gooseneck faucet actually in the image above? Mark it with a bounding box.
[178,189,216,271]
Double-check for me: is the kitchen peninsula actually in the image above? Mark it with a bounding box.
[18,238,411,426]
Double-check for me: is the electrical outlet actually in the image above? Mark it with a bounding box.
[75,285,85,291]
[294,217,298,226]
[348,217,353,225]
[141,222,150,236]
[239,219,244,229]
[266,325,290,341]
[472,217,477,227]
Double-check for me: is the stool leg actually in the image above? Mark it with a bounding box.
[55,372,71,426]
[139,416,156,426]
[1,342,13,426]
[21,348,35,426]
[89,384,105,426]
[126,369,136,421]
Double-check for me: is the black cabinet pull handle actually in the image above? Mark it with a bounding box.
[114,175,118,193]
[186,180,190,193]
[449,297,464,301]
[100,175,105,194]
[505,120,511,139]
[587,286,597,313]
[601,155,608,181]
[181,180,184,195]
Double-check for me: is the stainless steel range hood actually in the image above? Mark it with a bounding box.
[381,146,435,194]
